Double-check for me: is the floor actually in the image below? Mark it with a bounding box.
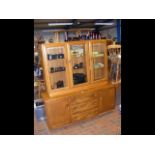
[34,86,121,135]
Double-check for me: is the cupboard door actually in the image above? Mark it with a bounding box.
[68,43,89,86]
[46,97,71,128]
[90,42,107,81]
[99,87,115,113]
[46,45,69,90]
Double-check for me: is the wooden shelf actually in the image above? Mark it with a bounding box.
[50,71,66,74]
[47,58,65,61]
[72,55,84,58]
[93,55,104,58]
[73,67,84,70]
[94,66,104,69]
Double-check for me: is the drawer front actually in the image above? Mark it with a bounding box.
[70,91,98,110]
[70,91,98,104]
[71,99,98,113]
[69,89,99,121]
[72,108,98,121]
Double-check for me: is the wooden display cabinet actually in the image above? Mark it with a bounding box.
[41,40,116,129]
[41,43,70,97]
[67,41,90,87]
[45,97,71,128]
[89,40,108,82]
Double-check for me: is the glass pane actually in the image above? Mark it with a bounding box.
[70,44,87,85]
[68,31,77,41]
[47,46,67,90]
[59,32,65,42]
[92,43,105,80]
[41,31,55,43]
[108,48,121,83]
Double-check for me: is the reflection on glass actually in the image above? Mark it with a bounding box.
[59,32,65,42]
[92,43,105,80]
[70,45,87,85]
[47,46,67,90]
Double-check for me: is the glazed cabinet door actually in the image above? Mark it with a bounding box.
[45,97,71,128]
[42,43,70,95]
[67,42,90,86]
[98,87,115,113]
[89,41,108,82]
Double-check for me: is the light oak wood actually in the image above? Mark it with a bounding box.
[43,83,115,129]
[67,41,90,87]
[89,40,108,83]
[45,97,71,128]
[98,87,115,113]
[107,44,121,49]
[41,40,116,129]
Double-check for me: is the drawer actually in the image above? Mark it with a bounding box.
[72,108,98,121]
[71,105,98,115]
[70,99,98,112]
[71,106,98,116]
[70,97,98,107]
[70,91,98,105]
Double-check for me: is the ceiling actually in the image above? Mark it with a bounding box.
[34,19,116,30]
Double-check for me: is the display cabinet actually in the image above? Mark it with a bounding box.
[67,41,90,86]
[41,43,70,96]
[41,40,116,129]
[89,40,108,82]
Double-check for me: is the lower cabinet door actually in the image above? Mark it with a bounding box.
[99,87,115,113]
[45,97,71,128]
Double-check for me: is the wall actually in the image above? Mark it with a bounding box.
[100,27,117,40]
[100,19,121,42]
[34,24,121,42]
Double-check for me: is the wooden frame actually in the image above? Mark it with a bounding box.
[40,40,116,129]
[41,40,109,97]
[41,43,70,97]
[89,40,108,83]
[67,41,90,88]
